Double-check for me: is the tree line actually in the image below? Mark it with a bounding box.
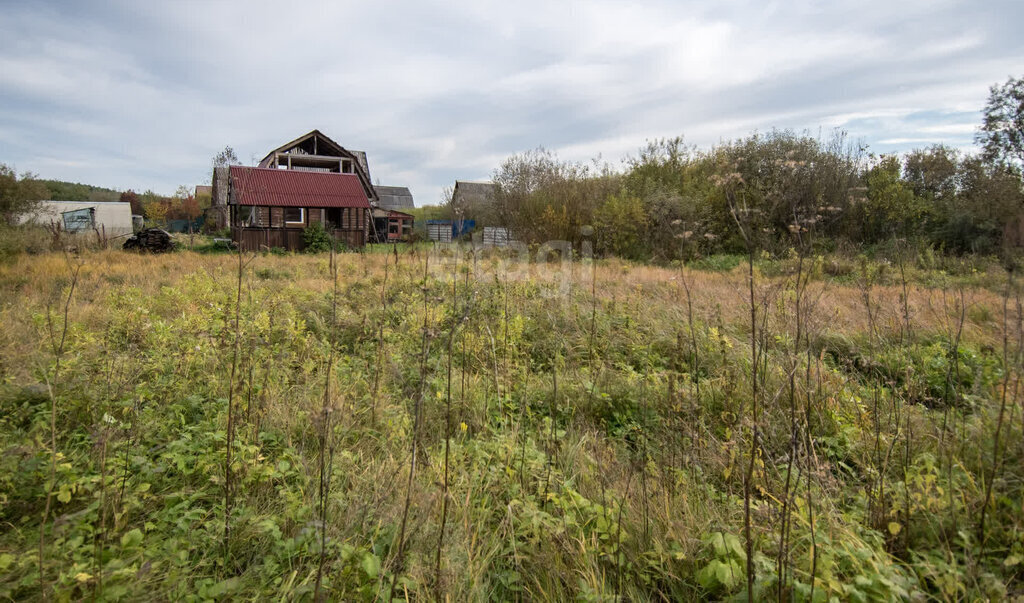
[0,171,210,228]
[0,145,238,228]
[457,76,1024,261]
[118,188,209,225]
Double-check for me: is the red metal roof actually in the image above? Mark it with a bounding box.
[229,166,370,208]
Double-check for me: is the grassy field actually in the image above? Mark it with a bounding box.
[0,245,1022,601]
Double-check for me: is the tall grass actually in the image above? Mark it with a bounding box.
[37,253,81,600]
[0,247,1020,600]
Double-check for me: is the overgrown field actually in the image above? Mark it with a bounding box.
[1,247,1022,601]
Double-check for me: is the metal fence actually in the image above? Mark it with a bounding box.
[482,226,511,247]
[427,221,453,242]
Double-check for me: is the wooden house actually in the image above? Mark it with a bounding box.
[228,166,371,251]
[370,185,415,241]
[373,185,414,210]
[257,130,377,203]
[218,130,419,250]
[371,208,413,242]
[451,181,495,216]
[220,130,381,250]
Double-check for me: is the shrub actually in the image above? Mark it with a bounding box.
[302,222,332,253]
[0,225,59,261]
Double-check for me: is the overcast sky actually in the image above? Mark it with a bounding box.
[0,0,1021,205]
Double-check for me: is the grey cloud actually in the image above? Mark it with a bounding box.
[0,0,1021,205]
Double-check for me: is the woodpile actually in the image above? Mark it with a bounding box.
[123,228,175,253]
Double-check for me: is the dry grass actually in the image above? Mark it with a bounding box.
[0,249,1003,340]
[0,247,1019,601]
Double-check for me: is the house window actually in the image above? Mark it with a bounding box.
[284,207,305,225]
[62,208,94,232]
[237,205,256,226]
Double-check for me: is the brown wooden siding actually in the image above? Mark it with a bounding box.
[234,228,303,252]
[232,204,367,252]
[256,207,270,227]
[232,226,366,252]
[334,229,365,249]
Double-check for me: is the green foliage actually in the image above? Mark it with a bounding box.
[0,164,48,225]
[593,193,648,259]
[978,75,1024,170]
[139,190,169,224]
[0,225,54,261]
[689,253,745,272]
[302,221,333,253]
[492,147,619,247]
[480,82,1021,262]
[903,144,960,203]
[817,332,1002,409]
[695,532,746,594]
[937,157,1023,255]
[39,179,121,203]
[853,155,926,243]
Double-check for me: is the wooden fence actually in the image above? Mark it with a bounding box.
[232,227,365,252]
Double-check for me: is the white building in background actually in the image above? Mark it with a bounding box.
[18,200,137,237]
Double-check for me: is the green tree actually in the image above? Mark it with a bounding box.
[855,155,925,243]
[977,76,1024,171]
[140,189,169,224]
[713,130,862,251]
[40,179,119,202]
[0,164,47,225]
[620,137,728,260]
[593,193,648,258]
[622,137,692,201]
[903,145,961,203]
[492,148,617,246]
[937,157,1024,254]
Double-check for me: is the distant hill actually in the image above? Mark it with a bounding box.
[40,179,122,203]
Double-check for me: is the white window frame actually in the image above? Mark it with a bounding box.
[284,207,305,225]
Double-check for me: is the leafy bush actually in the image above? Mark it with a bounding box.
[696,532,746,595]
[302,222,332,253]
[0,225,53,261]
